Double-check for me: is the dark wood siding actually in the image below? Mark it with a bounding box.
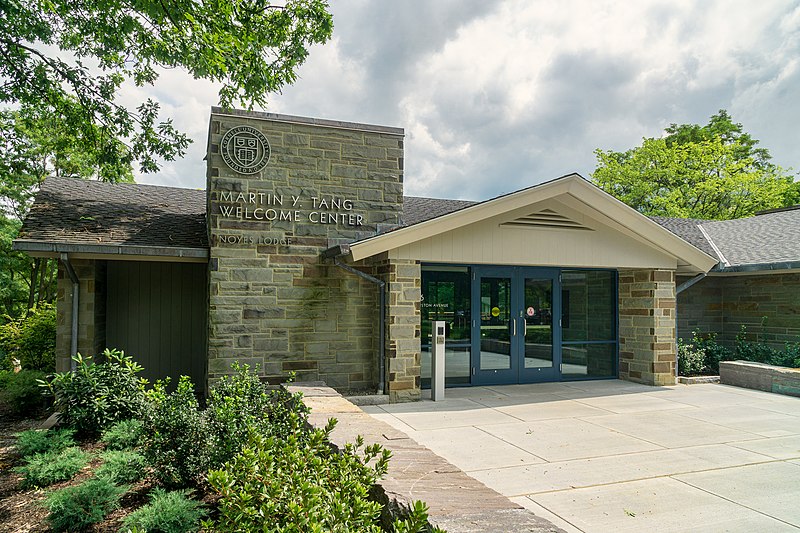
[106,261,207,393]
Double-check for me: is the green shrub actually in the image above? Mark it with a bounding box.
[101,419,144,451]
[45,477,126,532]
[206,363,309,468]
[142,376,210,488]
[0,369,48,416]
[16,428,75,458]
[120,488,207,533]
[96,450,147,484]
[16,446,89,488]
[207,419,392,532]
[0,303,56,371]
[677,340,705,376]
[42,349,147,435]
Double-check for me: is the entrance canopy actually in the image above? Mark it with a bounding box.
[342,174,718,274]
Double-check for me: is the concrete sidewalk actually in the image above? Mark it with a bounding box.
[363,380,800,532]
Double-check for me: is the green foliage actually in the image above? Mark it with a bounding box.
[120,488,208,533]
[0,304,56,371]
[43,349,147,435]
[141,376,210,488]
[45,477,126,532]
[592,111,797,220]
[96,450,147,484]
[0,369,47,416]
[678,327,800,376]
[207,419,393,532]
[677,341,706,376]
[100,419,144,451]
[15,428,75,458]
[0,0,333,177]
[16,446,89,488]
[734,325,800,368]
[0,216,39,319]
[393,500,445,533]
[206,363,309,467]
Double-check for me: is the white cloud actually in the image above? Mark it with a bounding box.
[127,0,800,197]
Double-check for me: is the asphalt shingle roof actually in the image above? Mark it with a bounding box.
[18,176,208,249]
[700,209,800,267]
[18,177,800,270]
[649,216,720,259]
[403,196,477,225]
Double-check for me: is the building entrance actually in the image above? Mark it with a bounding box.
[421,265,618,388]
[473,267,560,385]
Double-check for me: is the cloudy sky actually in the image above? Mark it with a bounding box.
[132,0,800,201]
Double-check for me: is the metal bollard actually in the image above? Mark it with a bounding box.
[431,320,446,401]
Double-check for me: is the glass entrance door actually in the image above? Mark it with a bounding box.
[472,267,560,385]
[519,276,558,382]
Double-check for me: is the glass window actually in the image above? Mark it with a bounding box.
[561,270,617,379]
[562,270,616,342]
[421,266,471,387]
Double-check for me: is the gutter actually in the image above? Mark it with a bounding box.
[13,240,208,260]
[323,245,386,395]
[60,253,79,371]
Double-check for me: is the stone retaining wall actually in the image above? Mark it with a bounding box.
[720,360,800,397]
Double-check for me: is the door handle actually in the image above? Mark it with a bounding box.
[512,318,516,336]
[523,317,527,337]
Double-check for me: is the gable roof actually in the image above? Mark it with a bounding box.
[650,207,800,272]
[648,216,719,259]
[345,174,719,273]
[13,176,208,260]
[403,197,477,226]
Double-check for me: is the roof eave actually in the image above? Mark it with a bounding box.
[12,239,209,261]
[349,175,718,273]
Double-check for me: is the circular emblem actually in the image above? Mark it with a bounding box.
[220,125,271,174]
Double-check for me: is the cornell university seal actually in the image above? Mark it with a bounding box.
[220,125,271,174]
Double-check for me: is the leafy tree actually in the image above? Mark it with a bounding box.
[592,111,798,220]
[0,0,334,178]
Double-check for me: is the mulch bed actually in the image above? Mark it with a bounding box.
[0,409,215,532]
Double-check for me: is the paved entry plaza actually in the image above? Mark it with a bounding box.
[362,381,800,532]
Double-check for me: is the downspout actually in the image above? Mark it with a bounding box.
[331,257,386,395]
[60,253,79,371]
[674,272,709,379]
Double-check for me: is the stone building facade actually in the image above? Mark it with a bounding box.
[677,272,800,349]
[206,109,405,393]
[16,108,724,402]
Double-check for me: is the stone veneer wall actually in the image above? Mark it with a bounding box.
[55,259,105,372]
[677,272,800,348]
[618,269,677,386]
[376,256,421,402]
[206,110,404,392]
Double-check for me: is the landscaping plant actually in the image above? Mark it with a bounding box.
[120,488,208,533]
[42,349,148,435]
[96,450,147,484]
[0,369,48,417]
[100,419,144,451]
[206,363,309,467]
[207,419,392,532]
[0,303,56,371]
[141,376,210,488]
[16,446,89,488]
[45,477,127,532]
[15,428,75,458]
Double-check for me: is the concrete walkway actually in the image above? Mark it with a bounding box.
[362,380,800,533]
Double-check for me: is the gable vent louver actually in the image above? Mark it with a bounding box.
[500,208,593,231]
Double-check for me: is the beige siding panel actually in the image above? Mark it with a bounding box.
[389,198,677,269]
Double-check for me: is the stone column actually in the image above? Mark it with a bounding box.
[378,257,421,402]
[56,259,105,372]
[618,269,676,386]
